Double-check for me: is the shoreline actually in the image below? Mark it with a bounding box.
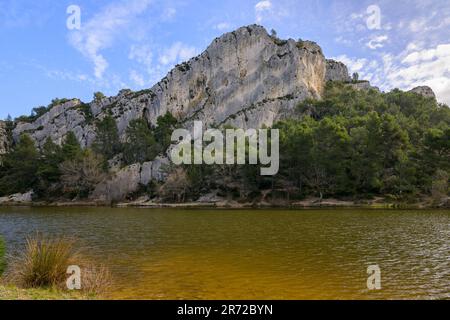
[0,197,447,210]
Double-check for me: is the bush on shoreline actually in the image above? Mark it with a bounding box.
[0,235,5,276]
[1,234,112,297]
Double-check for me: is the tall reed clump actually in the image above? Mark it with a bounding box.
[4,234,112,296]
[0,235,6,276]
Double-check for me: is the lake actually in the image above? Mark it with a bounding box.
[0,207,449,300]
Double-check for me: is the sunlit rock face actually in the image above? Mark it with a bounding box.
[12,25,332,147]
[325,59,351,83]
[145,25,328,130]
[409,86,437,100]
[9,25,352,200]
[0,121,9,158]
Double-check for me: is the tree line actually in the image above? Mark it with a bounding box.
[1,82,449,204]
[0,112,178,201]
[164,82,449,204]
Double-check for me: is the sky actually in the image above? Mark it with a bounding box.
[0,0,449,119]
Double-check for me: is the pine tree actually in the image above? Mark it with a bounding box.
[62,132,82,161]
[92,115,121,160]
[0,134,39,195]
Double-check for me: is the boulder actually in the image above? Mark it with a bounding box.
[0,191,34,204]
[409,86,436,100]
[325,59,351,82]
[91,164,142,202]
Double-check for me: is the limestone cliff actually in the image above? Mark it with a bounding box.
[7,25,356,201]
[12,25,349,148]
[325,59,351,82]
[409,86,436,100]
[0,121,9,158]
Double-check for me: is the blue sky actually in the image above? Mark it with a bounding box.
[0,0,449,119]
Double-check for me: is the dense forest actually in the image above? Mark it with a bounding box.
[0,82,449,205]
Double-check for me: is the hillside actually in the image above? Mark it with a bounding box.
[0,25,448,207]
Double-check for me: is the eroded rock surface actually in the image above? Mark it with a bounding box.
[0,121,9,158]
[13,25,330,148]
[325,59,351,82]
[409,86,436,100]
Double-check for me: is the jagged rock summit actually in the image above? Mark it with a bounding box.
[11,25,350,149]
[409,86,437,100]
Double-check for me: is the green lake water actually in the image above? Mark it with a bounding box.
[0,207,448,300]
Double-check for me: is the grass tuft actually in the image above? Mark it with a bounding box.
[0,235,6,276]
[3,234,112,296]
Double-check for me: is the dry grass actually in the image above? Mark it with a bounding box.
[3,234,112,296]
[0,235,5,276]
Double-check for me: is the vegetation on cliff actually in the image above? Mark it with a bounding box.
[0,112,178,201]
[166,82,449,204]
[273,82,449,202]
[0,82,448,205]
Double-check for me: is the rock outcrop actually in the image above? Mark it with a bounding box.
[0,121,9,158]
[325,59,351,82]
[91,157,169,202]
[13,25,329,148]
[409,86,436,100]
[347,81,380,92]
[0,191,34,204]
[12,99,95,148]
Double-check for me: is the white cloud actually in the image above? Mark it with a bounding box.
[68,0,153,78]
[128,44,153,69]
[214,22,232,31]
[335,36,351,46]
[129,70,145,86]
[158,42,199,66]
[408,18,428,33]
[332,55,367,73]
[384,43,450,103]
[366,35,388,50]
[255,0,272,23]
[402,44,450,64]
[255,0,272,11]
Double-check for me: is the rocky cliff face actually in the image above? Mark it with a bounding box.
[12,25,350,148]
[12,99,95,148]
[325,59,351,82]
[0,121,9,158]
[409,86,436,100]
[7,25,356,201]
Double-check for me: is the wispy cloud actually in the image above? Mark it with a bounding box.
[214,22,232,31]
[366,35,388,50]
[158,42,199,66]
[68,0,153,79]
[255,0,272,23]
